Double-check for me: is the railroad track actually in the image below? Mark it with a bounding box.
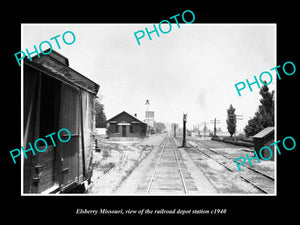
[135,137,198,194]
[187,140,275,194]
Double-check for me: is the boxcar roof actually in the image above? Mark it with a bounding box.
[24,50,100,95]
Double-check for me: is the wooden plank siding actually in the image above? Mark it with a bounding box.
[57,83,81,191]
[23,51,99,194]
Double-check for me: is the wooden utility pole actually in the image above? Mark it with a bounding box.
[172,123,178,137]
[210,118,220,137]
[199,122,208,138]
[182,114,187,147]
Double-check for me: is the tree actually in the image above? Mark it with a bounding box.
[226,104,236,137]
[154,122,166,133]
[95,98,106,128]
[244,84,274,137]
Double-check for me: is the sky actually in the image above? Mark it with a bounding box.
[22,23,276,132]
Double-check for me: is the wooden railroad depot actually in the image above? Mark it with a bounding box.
[106,111,147,138]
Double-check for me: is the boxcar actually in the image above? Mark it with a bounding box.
[23,50,100,194]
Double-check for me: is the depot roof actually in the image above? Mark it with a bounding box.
[107,111,146,125]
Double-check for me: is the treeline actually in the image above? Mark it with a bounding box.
[226,84,274,137]
[95,98,106,128]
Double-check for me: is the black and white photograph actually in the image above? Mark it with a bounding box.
[21,24,276,195]
[4,5,298,220]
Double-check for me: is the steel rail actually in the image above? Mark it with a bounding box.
[171,138,188,194]
[194,142,274,180]
[146,138,167,194]
[188,140,272,194]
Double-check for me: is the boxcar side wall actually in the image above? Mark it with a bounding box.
[80,91,96,182]
[23,65,41,193]
[23,62,98,194]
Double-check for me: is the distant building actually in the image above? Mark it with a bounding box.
[106,111,147,138]
[95,128,107,136]
[253,127,274,161]
[144,110,155,127]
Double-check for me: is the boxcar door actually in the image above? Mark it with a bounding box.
[38,75,62,193]
[24,69,62,193]
[57,83,81,191]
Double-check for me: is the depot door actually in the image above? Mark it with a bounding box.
[122,125,126,137]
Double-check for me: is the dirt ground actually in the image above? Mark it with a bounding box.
[185,138,275,194]
[87,135,275,195]
[87,135,165,194]
[196,139,275,179]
